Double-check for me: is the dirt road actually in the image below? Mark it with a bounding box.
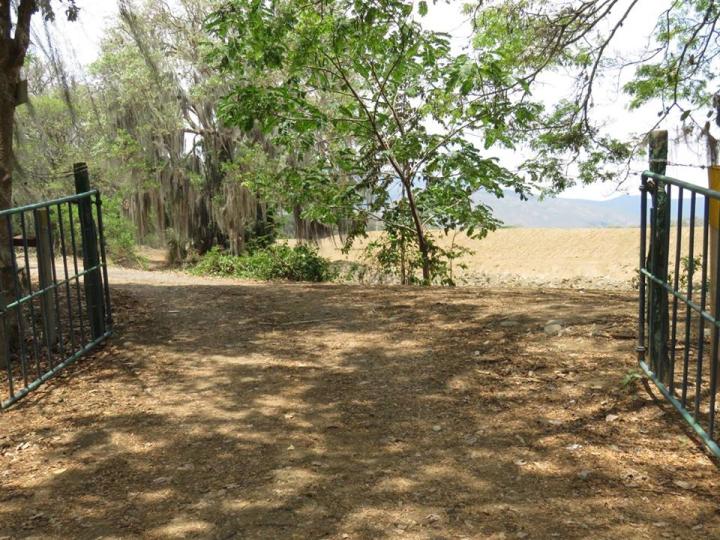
[1,267,719,539]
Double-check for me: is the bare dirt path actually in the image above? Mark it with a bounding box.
[1,267,719,539]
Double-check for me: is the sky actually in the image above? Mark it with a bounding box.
[41,0,716,201]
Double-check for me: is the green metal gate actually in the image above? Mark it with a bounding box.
[0,163,112,409]
[639,169,720,458]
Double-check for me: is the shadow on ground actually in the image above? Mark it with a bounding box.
[1,281,719,540]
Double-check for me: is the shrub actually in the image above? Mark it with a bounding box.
[191,244,334,282]
[102,195,143,266]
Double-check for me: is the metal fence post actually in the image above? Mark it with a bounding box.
[73,163,105,339]
[649,130,670,381]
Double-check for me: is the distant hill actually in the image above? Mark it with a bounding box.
[474,190,703,228]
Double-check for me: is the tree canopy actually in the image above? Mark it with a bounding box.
[473,0,720,163]
[4,0,719,286]
[207,1,522,283]
[206,0,642,283]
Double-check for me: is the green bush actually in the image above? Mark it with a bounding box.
[101,195,143,266]
[191,244,334,282]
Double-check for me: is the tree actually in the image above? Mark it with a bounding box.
[12,54,90,202]
[0,0,78,366]
[89,0,276,258]
[207,0,541,285]
[469,0,720,170]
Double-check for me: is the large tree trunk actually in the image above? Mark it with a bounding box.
[0,0,40,370]
[0,68,18,369]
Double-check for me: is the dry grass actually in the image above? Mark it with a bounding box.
[304,227,704,289]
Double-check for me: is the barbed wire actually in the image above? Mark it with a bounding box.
[649,159,713,170]
[16,169,76,183]
[28,169,76,178]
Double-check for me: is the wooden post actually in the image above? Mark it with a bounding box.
[36,208,57,347]
[649,130,670,380]
[74,163,105,339]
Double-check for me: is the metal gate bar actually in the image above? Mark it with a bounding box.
[0,187,112,409]
[639,170,720,458]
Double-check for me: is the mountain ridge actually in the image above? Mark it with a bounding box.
[474,190,699,228]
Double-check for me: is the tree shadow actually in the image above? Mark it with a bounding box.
[1,282,718,539]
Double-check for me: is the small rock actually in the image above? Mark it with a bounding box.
[432,425,442,432]
[425,513,441,523]
[153,477,172,485]
[287,444,295,451]
[544,323,563,336]
[566,444,582,451]
[517,532,528,539]
[474,350,481,356]
[500,320,519,327]
[605,414,619,423]
[673,480,696,490]
[577,470,591,480]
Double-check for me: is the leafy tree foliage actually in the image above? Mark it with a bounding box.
[7,0,718,292]
[207,0,545,284]
[16,0,281,260]
[472,0,720,166]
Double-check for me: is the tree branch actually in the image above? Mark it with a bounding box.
[12,0,37,68]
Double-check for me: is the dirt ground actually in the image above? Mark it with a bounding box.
[1,263,720,539]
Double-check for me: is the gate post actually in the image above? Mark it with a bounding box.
[36,208,57,347]
[648,130,670,381]
[74,163,105,339]
[707,125,720,398]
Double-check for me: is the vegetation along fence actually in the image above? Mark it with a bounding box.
[0,163,111,409]
[639,131,720,458]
